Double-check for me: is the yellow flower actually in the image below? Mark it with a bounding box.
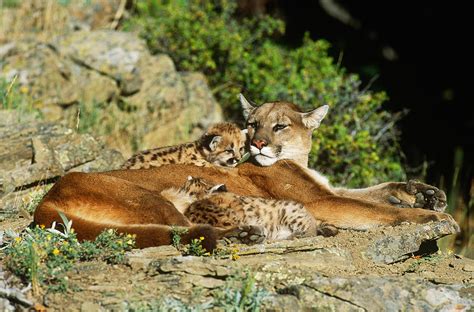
[52,249,60,255]
[40,224,45,229]
[126,234,132,238]
[46,235,52,241]
[15,237,22,242]
[19,86,29,94]
[232,254,240,261]
[199,236,205,241]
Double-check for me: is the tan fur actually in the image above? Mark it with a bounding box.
[122,122,247,169]
[240,94,448,211]
[34,98,456,250]
[172,177,338,241]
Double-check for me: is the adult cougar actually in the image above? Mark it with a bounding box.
[34,95,456,250]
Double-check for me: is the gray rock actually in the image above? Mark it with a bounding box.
[126,246,181,271]
[279,275,473,312]
[56,31,146,95]
[1,30,223,157]
[365,220,459,264]
[0,113,124,218]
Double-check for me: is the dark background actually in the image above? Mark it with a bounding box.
[242,0,473,199]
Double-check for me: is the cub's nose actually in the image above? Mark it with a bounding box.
[252,139,267,150]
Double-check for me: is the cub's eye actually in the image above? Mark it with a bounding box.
[239,147,245,153]
[247,122,257,129]
[225,149,234,154]
[273,124,288,132]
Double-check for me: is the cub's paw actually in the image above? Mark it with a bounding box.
[389,180,447,212]
[223,225,266,245]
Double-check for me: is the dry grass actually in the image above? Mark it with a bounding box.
[0,0,120,43]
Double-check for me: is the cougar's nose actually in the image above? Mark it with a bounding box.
[252,139,267,150]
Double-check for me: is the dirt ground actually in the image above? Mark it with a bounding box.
[1,216,473,311]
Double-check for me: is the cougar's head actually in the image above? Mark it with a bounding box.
[240,94,328,167]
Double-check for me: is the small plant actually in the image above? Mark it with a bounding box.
[0,76,38,116]
[213,270,269,311]
[171,226,188,249]
[213,245,241,261]
[184,237,211,257]
[237,152,251,166]
[170,227,211,257]
[405,252,444,273]
[4,215,136,293]
[23,185,52,214]
[91,229,135,264]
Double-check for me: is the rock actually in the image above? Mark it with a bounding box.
[0,42,119,123]
[463,262,474,272]
[1,30,223,157]
[80,301,103,312]
[182,275,225,289]
[126,246,181,271]
[151,256,232,278]
[56,30,146,95]
[0,0,122,42]
[275,275,473,312]
[0,267,33,311]
[365,220,459,264]
[0,111,124,219]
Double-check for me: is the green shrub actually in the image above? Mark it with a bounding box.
[4,218,135,293]
[126,0,405,186]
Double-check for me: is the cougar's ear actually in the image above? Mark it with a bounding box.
[202,134,222,151]
[239,93,256,120]
[241,128,248,136]
[301,105,329,130]
[187,176,193,181]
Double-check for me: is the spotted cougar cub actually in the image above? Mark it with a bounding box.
[161,177,338,242]
[122,123,247,169]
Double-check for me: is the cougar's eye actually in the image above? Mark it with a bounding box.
[273,124,288,132]
[239,147,245,154]
[247,122,257,129]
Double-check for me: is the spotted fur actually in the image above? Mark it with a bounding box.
[122,123,247,169]
[164,177,338,241]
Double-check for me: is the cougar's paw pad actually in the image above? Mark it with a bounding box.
[224,225,266,245]
[406,180,447,212]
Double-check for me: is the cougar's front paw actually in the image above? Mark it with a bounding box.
[389,180,447,212]
[223,225,266,245]
[408,210,460,233]
[406,180,447,212]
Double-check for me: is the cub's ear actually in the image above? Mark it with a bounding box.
[202,134,222,151]
[187,176,193,181]
[301,105,329,130]
[210,184,227,193]
[239,93,256,120]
